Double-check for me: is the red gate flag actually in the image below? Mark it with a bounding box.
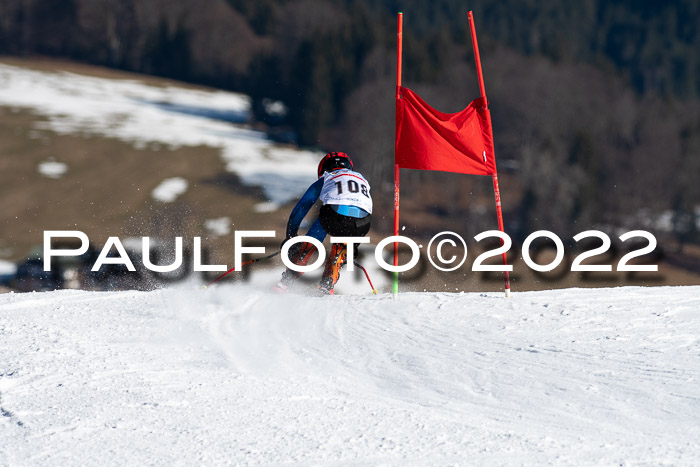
[395,86,496,176]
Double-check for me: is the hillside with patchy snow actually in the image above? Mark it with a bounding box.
[1,286,698,464]
[0,62,319,209]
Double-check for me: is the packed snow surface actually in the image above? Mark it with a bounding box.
[1,286,698,464]
[0,63,319,207]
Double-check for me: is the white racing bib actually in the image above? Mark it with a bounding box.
[319,169,373,214]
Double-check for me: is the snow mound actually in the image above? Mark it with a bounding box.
[1,286,698,464]
[204,217,232,237]
[37,160,68,179]
[0,260,16,275]
[151,177,188,203]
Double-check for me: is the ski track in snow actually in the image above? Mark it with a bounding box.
[0,286,698,464]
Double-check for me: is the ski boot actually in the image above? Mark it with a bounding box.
[273,241,317,293]
[317,243,347,295]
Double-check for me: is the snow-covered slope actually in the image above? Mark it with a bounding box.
[1,286,698,464]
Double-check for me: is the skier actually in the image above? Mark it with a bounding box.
[274,152,372,295]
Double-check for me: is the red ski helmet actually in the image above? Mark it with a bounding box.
[317,152,353,178]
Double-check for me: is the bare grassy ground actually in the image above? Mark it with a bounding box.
[0,58,697,293]
[0,106,286,265]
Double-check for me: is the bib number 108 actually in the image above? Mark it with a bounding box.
[335,179,369,198]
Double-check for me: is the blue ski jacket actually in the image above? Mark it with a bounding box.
[285,178,327,242]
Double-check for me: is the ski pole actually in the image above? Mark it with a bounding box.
[353,261,378,295]
[203,251,280,289]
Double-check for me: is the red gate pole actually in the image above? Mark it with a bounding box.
[393,12,403,298]
[468,11,512,297]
